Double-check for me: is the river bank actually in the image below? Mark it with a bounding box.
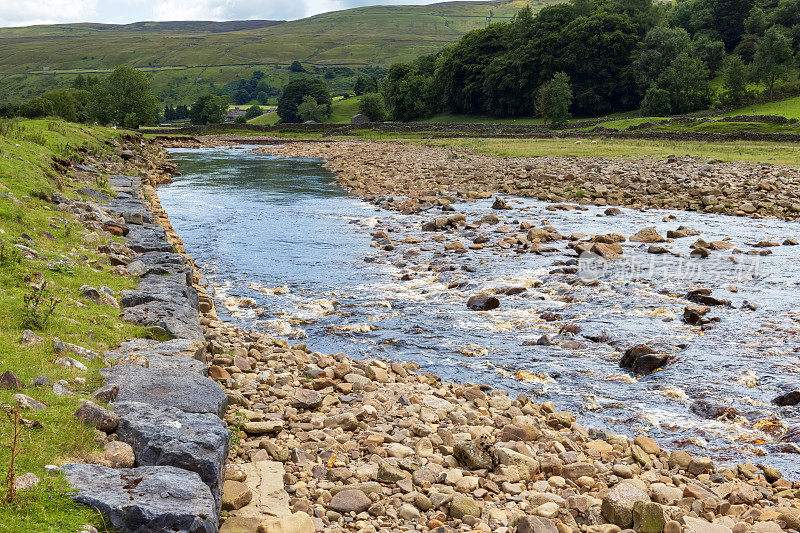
[146,143,800,533]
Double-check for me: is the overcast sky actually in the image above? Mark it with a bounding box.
[0,0,467,27]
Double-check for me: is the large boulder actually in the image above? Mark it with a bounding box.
[601,481,650,528]
[114,401,230,511]
[101,364,227,417]
[62,463,216,533]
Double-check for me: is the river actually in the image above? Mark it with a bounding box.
[158,145,800,478]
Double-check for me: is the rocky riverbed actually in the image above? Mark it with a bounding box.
[146,141,800,533]
[256,139,800,221]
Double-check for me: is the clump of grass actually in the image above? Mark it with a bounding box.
[0,242,22,266]
[1,402,23,503]
[22,281,61,331]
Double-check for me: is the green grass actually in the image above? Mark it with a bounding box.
[581,117,666,130]
[0,118,151,530]
[326,95,364,123]
[725,95,800,120]
[655,120,800,134]
[248,112,281,126]
[344,133,800,166]
[419,113,545,125]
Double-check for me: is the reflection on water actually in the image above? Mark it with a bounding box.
[159,146,800,478]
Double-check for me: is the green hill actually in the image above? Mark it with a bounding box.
[0,0,555,104]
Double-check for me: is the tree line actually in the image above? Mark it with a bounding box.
[379,0,800,122]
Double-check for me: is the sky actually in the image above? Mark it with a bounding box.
[0,0,465,27]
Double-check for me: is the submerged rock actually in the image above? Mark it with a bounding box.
[467,293,499,311]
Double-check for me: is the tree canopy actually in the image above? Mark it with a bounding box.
[277,78,332,123]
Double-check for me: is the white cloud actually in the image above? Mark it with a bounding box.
[0,0,98,26]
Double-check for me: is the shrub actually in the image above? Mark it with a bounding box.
[296,95,327,122]
[22,281,61,330]
[277,78,331,123]
[358,93,386,121]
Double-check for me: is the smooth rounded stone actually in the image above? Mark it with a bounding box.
[376,461,407,483]
[80,285,101,300]
[11,393,47,411]
[415,437,434,457]
[456,475,480,492]
[495,447,539,480]
[562,461,595,480]
[535,502,559,519]
[467,293,500,311]
[257,512,315,533]
[687,456,714,475]
[291,388,322,410]
[399,503,421,521]
[649,483,682,504]
[323,412,358,431]
[630,227,666,243]
[74,401,119,432]
[668,450,692,469]
[632,501,666,533]
[601,481,650,528]
[330,482,382,496]
[449,494,481,519]
[221,480,253,511]
[32,375,50,387]
[633,435,660,455]
[220,516,261,533]
[62,463,216,533]
[489,395,512,410]
[103,441,135,468]
[663,520,682,533]
[328,489,372,514]
[243,420,284,435]
[412,468,437,487]
[760,465,782,483]
[454,440,493,470]
[516,515,559,533]
[683,516,733,533]
[13,472,40,492]
[414,492,432,511]
[386,443,414,458]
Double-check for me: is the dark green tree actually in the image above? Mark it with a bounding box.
[734,33,761,61]
[546,71,573,128]
[353,75,378,95]
[276,78,331,123]
[691,34,727,72]
[649,52,714,114]
[720,54,749,104]
[382,62,435,121]
[751,25,795,96]
[358,93,386,121]
[90,65,159,127]
[39,90,77,122]
[640,85,672,115]
[289,61,305,72]
[296,95,327,122]
[19,97,54,119]
[631,27,692,93]
[245,105,263,119]
[189,94,228,125]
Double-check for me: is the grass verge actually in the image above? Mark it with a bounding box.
[0,118,151,530]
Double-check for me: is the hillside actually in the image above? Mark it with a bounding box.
[0,0,553,104]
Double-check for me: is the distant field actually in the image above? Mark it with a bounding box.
[412,136,800,166]
[0,0,558,104]
[725,95,800,120]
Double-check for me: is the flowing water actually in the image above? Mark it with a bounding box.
[159,146,800,477]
